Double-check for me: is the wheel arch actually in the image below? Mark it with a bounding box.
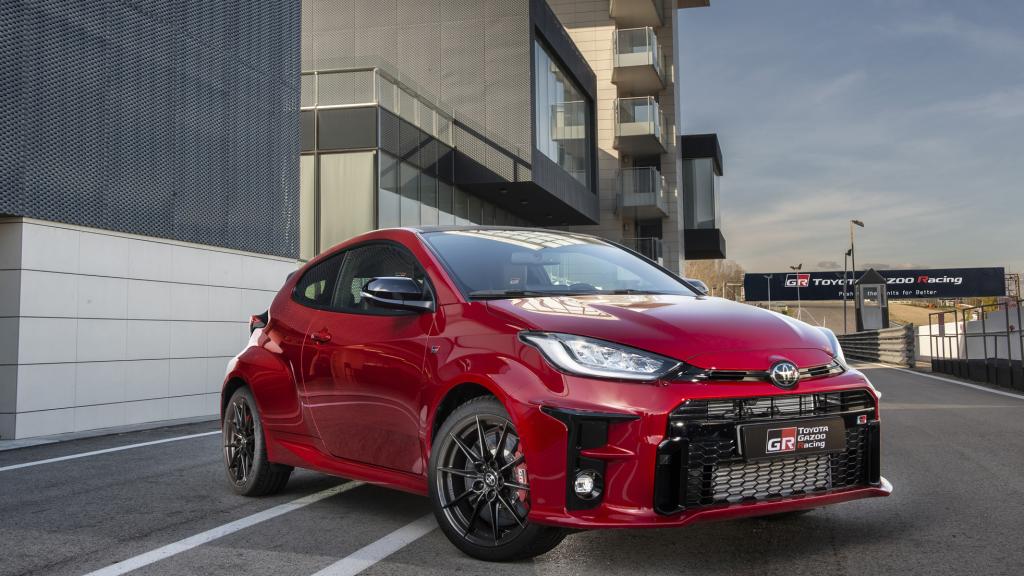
[221,376,249,420]
[430,381,497,441]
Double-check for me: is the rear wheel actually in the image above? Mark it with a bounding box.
[223,387,292,496]
[430,396,566,561]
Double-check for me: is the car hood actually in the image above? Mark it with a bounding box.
[485,294,836,370]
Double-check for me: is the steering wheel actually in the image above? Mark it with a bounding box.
[568,282,597,292]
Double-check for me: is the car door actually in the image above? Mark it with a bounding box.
[299,242,435,474]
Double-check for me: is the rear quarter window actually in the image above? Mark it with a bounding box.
[293,254,344,308]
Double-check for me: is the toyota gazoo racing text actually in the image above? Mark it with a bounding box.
[221,227,892,561]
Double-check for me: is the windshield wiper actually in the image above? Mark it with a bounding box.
[603,289,664,295]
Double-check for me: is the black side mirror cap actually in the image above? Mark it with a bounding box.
[361,277,433,312]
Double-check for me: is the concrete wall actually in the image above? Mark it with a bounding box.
[0,218,297,439]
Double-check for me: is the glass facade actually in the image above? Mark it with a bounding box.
[298,68,535,260]
[534,39,593,188]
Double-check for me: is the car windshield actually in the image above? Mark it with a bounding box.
[422,229,696,299]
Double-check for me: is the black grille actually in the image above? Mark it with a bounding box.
[681,427,868,507]
[654,389,880,515]
[672,389,875,424]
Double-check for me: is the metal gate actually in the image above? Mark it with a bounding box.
[928,299,1024,390]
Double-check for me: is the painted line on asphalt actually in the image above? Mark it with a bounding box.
[858,362,1024,401]
[0,431,221,473]
[311,514,437,576]
[82,481,365,576]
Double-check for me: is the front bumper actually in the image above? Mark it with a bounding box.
[517,370,892,529]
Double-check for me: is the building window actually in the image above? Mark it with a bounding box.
[534,38,593,189]
[319,152,376,251]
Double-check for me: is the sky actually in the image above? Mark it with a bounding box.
[675,0,1022,275]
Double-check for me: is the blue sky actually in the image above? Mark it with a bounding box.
[676,0,1022,274]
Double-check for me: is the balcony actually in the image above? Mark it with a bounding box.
[612,27,666,95]
[614,97,668,155]
[609,0,664,28]
[622,237,664,265]
[617,167,667,218]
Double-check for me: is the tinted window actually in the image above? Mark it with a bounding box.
[332,244,430,314]
[294,254,344,308]
[422,229,695,297]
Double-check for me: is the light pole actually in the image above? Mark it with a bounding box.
[763,274,773,311]
[850,219,865,281]
[843,248,852,334]
[790,264,803,320]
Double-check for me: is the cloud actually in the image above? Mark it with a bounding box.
[919,85,1024,120]
[884,14,1024,57]
[806,70,867,106]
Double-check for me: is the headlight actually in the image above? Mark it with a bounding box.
[519,332,681,382]
[818,327,847,365]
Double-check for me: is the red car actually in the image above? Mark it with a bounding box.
[221,227,891,561]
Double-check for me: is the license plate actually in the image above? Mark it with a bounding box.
[739,416,846,460]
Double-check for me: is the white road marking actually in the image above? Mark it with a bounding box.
[310,514,437,576]
[82,482,365,576]
[858,362,1024,401]
[0,431,221,473]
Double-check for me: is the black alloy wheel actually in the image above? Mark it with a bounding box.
[430,397,566,561]
[222,387,292,497]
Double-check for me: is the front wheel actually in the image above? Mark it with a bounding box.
[429,396,567,561]
[223,387,292,496]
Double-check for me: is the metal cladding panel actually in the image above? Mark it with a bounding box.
[0,0,301,258]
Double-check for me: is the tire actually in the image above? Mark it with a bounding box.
[223,387,292,497]
[430,396,567,561]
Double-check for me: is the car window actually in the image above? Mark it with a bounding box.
[332,243,430,314]
[293,253,345,308]
[422,229,695,297]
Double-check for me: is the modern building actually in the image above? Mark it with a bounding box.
[298,0,601,258]
[1,0,724,439]
[680,132,726,259]
[0,1,301,439]
[546,0,722,272]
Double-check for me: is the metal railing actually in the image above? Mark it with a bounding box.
[622,237,663,263]
[617,167,667,214]
[613,27,664,80]
[614,97,667,147]
[836,325,917,368]
[928,300,1023,390]
[300,68,455,146]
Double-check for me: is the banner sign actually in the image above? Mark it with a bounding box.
[743,267,1006,302]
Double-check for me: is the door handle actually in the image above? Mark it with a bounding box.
[309,330,332,344]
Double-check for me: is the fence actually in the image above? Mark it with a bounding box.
[928,299,1023,390]
[836,325,916,368]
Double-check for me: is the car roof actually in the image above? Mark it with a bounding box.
[404,225,604,240]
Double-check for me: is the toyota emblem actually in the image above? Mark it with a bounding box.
[769,361,800,389]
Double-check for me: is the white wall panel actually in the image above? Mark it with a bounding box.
[79,232,129,277]
[128,239,174,282]
[19,318,77,364]
[77,276,128,319]
[76,319,127,362]
[6,219,299,438]
[20,223,79,273]
[75,361,127,406]
[16,364,75,412]
[124,359,170,401]
[19,270,77,318]
[125,321,171,360]
[126,280,173,319]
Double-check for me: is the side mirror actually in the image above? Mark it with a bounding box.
[361,277,433,312]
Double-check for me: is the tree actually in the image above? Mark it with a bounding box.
[684,260,746,299]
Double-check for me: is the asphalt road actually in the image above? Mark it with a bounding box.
[3,364,1024,576]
